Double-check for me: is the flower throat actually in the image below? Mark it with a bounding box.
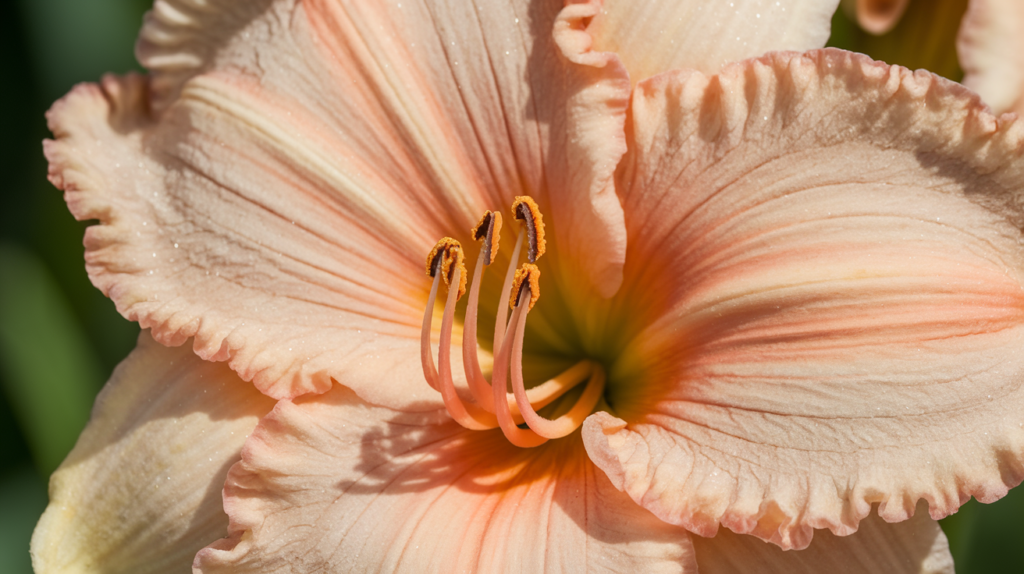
[420,196,605,448]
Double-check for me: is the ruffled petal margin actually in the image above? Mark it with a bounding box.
[694,501,953,573]
[47,0,632,404]
[194,385,697,573]
[30,332,274,573]
[584,49,1024,549]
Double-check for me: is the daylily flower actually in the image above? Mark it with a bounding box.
[30,0,1024,572]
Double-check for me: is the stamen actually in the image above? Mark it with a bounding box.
[507,266,604,440]
[464,212,501,410]
[511,314,606,439]
[421,237,467,394]
[511,196,546,262]
[464,213,576,415]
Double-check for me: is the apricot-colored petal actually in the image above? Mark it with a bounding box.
[958,0,1024,115]
[48,0,630,402]
[694,501,953,573]
[548,0,630,297]
[30,332,274,574]
[194,385,697,573]
[589,0,840,82]
[585,49,1024,549]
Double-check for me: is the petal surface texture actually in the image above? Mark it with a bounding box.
[46,0,631,403]
[30,332,274,574]
[957,0,1024,115]
[589,0,840,82]
[694,501,953,573]
[194,385,698,573]
[584,49,1024,550]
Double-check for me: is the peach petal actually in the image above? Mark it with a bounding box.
[48,0,631,402]
[30,332,274,573]
[548,0,630,297]
[194,385,697,573]
[584,49,1024,549]
[957,0,1024,115]
[136,0,274,112]
[693,501,953,573]
[589,0,840,82]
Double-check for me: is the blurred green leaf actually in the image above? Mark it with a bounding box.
[17,0,148,102]
[941,487,1024,573]
[0,465,48,574]
[939,496,979,568]
[827,0,968,81]
[0,242,103,476]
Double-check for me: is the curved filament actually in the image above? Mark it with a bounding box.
[508,288,605,439]
[492,300,548,448]
[493,231,524,355]
[420,262,443,392]
[463,246,496,411]
[437,265,499,430]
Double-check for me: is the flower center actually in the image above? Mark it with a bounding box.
[420,197,606,448]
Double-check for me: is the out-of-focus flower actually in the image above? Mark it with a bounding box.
[845,0,911,34]
[844,0,1024,115]
[835,0,966,80]
[957,0,1024,115]
[30,0,1024,572]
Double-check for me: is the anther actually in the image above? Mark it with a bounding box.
[471,211,502,265]
[425,237,466,301]
[511,264,541,310]
[511,196,546,262]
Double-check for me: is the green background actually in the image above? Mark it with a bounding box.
[0,1,1020,572]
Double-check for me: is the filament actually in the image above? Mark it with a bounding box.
[436,263,499,430]
[420,259,442,392]
[463,242,496,410]
[493,230,524,356]
[492,298,548,448]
